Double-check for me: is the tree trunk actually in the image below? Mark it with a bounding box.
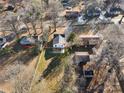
[31,22,37,35]
[24,22,31,36]
[10,23,19,39]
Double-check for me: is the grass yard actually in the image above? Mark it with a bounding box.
[30,50,48,93]
[29,49,71,93]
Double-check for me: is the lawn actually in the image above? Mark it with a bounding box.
[30,49,69,93]
[30,50,48,93]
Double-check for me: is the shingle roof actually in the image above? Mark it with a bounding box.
[53,35,65,45]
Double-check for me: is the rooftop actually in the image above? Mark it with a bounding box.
[75,52,89,56]
[79,35,100,39]
[53,35,65,45]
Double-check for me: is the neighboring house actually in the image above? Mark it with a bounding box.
[78,35,101,47]
[19,36,35,48]
[53,34,66,53]
[73,52,90,64]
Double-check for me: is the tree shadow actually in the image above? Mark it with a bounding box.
[42,57,61,78]
[18,52,36,65]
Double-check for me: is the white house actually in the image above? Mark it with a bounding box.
[53,34,66,53]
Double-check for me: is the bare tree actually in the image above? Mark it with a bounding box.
[5,12,19,39]
[12,65,34,93]
[47,0,63,32]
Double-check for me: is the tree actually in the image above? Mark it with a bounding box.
[90,24,124,92]
[17,1,44,36]
[5,12,19,39]
[12,65,34,93]
[47,0,63,32]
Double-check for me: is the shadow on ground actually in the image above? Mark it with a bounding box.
[42,56,61,78]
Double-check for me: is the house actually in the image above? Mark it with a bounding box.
[19,36,36,48]
[78,35,101,46]
[53,34,66,53]
[73,52,90,64]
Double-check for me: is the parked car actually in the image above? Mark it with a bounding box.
[65,11,80,20]
[0,37,8,49]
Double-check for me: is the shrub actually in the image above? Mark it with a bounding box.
[0,48,14,57]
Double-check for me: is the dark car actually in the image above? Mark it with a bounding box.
[65,11,80,20]
[105,7,122,18]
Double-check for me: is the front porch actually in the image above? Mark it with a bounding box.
[53,48,65,53]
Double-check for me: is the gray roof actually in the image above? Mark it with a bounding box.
[20,36,35,45]
[53,35,65,45]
